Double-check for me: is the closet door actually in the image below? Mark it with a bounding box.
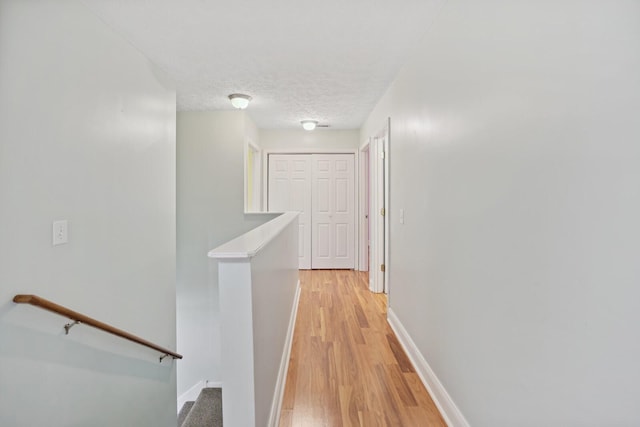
[311,154,355,269]
[267,154,312,269]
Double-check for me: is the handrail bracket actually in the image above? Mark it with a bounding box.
[159,353,179,363]
[64,319,80,335]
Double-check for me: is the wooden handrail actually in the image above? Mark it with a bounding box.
[13,294,182,362]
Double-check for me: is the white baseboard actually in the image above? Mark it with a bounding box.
[387,308,470,427]
[177,380,223,413]
[267,280,302,427]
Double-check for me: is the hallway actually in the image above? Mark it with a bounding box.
[279,270,446,427]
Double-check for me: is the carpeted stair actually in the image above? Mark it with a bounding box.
[178,388,223,427]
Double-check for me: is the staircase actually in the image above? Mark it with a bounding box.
[178,388,223,427]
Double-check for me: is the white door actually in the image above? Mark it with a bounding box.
[311,154,355,269]
[267,154,312,269]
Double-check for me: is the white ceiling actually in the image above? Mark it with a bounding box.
[82,0,440,129]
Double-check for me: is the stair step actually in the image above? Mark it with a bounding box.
[178,401,195,427]
[181,388,223,427]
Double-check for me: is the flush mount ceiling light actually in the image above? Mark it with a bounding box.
[301,120,319,131]
[228,93,252,109]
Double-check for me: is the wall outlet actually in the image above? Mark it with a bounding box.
[52,220,68,246]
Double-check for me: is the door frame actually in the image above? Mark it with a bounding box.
[360,119,390,293]
[358,142,370,272]
[263,148,359,270]
[244,140,262,212]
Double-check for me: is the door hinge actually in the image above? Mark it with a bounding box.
[380,151,385,159]
[380,264,386,272]
[380,208,385,216]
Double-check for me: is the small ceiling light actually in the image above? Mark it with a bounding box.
[301,120,318,131]
[228,93,252,109]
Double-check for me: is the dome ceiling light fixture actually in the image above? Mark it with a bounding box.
[301,120,319,131]
[228,93,252,109]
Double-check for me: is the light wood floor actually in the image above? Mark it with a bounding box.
[279,270,447,427]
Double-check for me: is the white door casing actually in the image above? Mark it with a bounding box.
[268,154,312,269]
[375,135,386,293]
[245,141,261,212]
[311,154,355,269]
[358,143,370,272]
[367,119,389,294]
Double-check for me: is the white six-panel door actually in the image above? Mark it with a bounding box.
[268,153,355,270]
[311,154,355,269]
[267,154,312,269]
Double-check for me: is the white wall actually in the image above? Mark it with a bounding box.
[259,129,360,151]
[245,112,261,148]
[0,1,177,426]
[212,212,299,427]
[176,111,278,396]
[362,1,640,426]
[249,216,299,426]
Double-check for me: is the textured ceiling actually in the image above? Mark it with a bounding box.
[82,0,441,129]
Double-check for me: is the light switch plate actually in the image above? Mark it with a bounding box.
[52,220,68,246]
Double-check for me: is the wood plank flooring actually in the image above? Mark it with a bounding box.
[279,270,447,427]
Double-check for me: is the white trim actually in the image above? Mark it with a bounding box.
[244,138,250,213]
[387,308,470,427]
[368,124,387,294]
[268,280,302,427]
[263,147,358,154]
[358,138,371,274]
[248,141,260,152]
[383,118,390,295]
[245,139,263,213]
[358,140,371,273]
[376,133,385,293]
